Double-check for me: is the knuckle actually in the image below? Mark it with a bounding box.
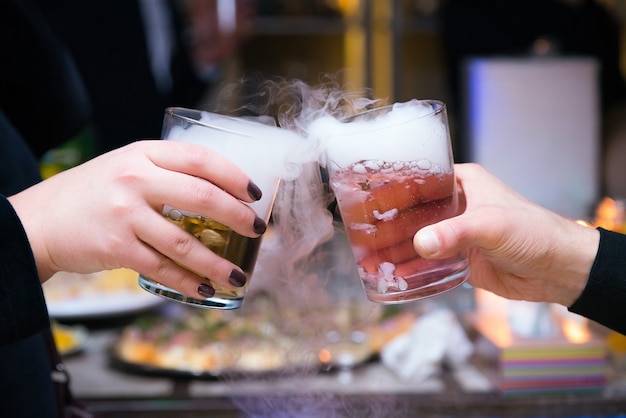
[154,258,176,278]
[184,147,211,171]
[233,204,252,226]
[171,233,196,258]
[194,182,219,207]
[108,196,138,219]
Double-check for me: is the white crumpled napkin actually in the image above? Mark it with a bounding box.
[380,308,473,381]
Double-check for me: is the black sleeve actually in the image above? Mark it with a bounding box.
[0,195,49,345]
[568,227,626,334]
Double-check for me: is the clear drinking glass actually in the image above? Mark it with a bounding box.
[138,107,302,309]
[313,99,470,304]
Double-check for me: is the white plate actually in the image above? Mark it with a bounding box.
[44,269,164,320]
[47,291,163,320]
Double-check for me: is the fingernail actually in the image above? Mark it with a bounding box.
[417,229,441,256]
[229,269,247,287]
[253,217,267,235]
[247,181,263,201]
[198,283,215,298]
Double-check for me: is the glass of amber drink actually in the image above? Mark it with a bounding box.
[138,107,302,309]
[314,100,470,304]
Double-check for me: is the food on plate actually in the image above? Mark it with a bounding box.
[112,303,419,378]
[113,309,318,375]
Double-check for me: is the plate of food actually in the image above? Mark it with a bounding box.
[44,268,163,320]
[109,296,419,380]
[109,307,321,379]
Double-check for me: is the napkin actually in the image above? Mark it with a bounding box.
[381,308,473,381]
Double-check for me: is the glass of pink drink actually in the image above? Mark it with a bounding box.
[313,100,469,304]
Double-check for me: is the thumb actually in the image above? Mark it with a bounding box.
[413,216,475,259]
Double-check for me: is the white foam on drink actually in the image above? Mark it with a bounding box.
[307,99,452,172]
[166,111,310,218]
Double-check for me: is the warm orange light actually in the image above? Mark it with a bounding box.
[474,289,513,347]
[336,0,360,16]
[562,319,591,344]
[594,197,625,232]
[482,315,513,348]
[318,349,331,364]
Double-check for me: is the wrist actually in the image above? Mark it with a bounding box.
[550,218,599,307]
[8,192,55,282]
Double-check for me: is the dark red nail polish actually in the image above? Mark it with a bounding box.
[247,181,263,201]
[253,217,267,234]
[198,283,215,298]
[229,269,247,287]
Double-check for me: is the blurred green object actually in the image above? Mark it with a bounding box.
[40,126,96,179]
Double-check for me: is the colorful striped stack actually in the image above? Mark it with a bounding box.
[474,314,608,396]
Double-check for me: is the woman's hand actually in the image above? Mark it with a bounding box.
[413,163,599,307]
[9,140,266,298]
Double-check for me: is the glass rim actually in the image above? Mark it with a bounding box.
[164,107,275,139]
[339,99,445,123]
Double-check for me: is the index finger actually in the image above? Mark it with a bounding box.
[142,140,262,203]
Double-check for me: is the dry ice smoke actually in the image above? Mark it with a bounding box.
[237,77,386,324]
[309,99,452,172]
[214,76,382,133]
[212,78,411,417]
